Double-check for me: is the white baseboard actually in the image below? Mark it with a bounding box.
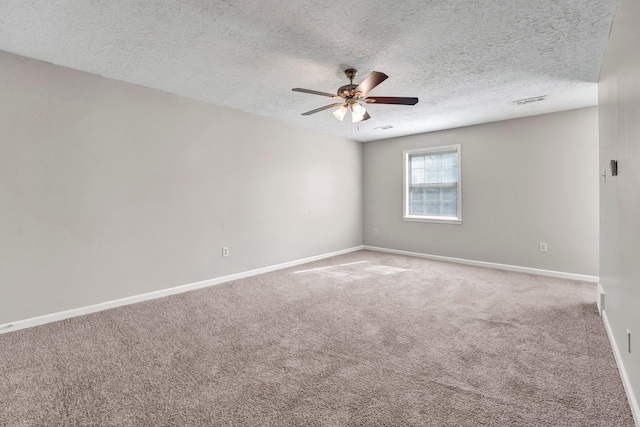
[597,283,605,315]
[602,309,640,427]
[0,245,364,335]
[363,246,600,282]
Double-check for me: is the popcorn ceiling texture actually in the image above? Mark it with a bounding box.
[0,0,619,141]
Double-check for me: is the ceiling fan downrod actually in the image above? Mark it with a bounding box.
[344,68,358,84]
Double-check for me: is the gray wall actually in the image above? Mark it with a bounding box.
[0,52,363,324]
[599,0,640,413]
[364,108,599,276]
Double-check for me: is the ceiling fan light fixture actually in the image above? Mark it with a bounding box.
[352,103,365,115]
[333,104,348,121]
[351,103,366,123]
[351,113,365,123]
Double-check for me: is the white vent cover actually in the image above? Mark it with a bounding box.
[513,95,547,105]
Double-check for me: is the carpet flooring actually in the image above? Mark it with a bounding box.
[0,250,635,426]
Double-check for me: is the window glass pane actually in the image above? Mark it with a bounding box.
[441,187,457,216]
[425,154,439,184]
[410,155,424,169]
[442,166,457,183]
[411,169,424,184]
[441,152,457,166]
[424,154,438,170]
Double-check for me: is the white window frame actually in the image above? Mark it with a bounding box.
[403,144,462,224]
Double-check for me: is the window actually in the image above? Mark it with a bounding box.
[403,144,461,223]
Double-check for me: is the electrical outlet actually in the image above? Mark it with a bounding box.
[539,242,548,252]
[373,228,379,235]
[222,247,230,257]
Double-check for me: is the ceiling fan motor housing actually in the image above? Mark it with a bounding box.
[337,84,359,98]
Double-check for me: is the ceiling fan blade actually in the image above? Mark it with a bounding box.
[301,103,343,116]
[354,71,388,97]
[361,112,371,121]
[365,96,419,105]
[292,88,342,99]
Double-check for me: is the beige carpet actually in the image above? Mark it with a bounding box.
[0,250,635,426]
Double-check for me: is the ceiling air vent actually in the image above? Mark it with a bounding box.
[513,95,547,106]
[374,125,394,130]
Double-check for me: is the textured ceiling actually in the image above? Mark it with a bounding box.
[0,0,619,142]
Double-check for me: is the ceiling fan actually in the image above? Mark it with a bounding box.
[292,69,419,123]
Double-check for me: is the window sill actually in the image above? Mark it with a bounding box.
[403,216,462,224]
